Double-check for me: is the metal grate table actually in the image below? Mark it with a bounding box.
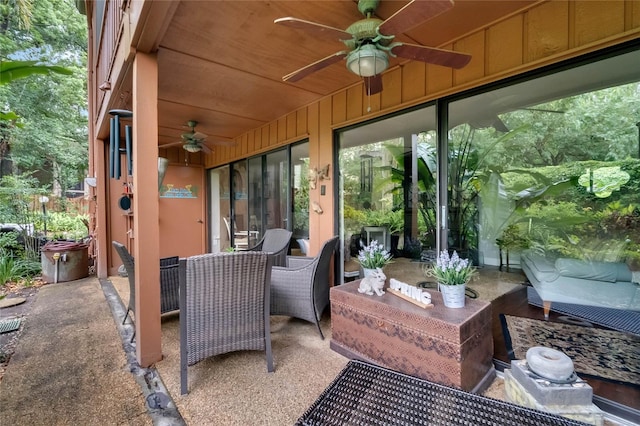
[296,360,589,426]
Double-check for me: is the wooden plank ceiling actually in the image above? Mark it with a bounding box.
[152,0,537,149]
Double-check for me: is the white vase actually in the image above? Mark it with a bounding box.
[439,283,466,308]
[362,268,377,278]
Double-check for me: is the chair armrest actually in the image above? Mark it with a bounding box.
[246,241,264,252]
[273,257,316,275]
[286,256,315,269]
[160,255,179,267]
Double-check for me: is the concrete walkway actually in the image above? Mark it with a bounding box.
[0,277,180,425]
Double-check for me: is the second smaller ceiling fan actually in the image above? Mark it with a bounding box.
[159,120,234,153]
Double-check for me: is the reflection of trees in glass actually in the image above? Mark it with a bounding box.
[447,125,526,259]
[455,82,639,265]
[481,158,639,264]
[293,159,309,236]
[494,83,640,166]
[385,133,437,247]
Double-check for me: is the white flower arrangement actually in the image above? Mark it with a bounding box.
[357,240,393,269]
[424,250,475,285]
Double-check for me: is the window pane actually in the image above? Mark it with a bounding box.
[448,49,640,314]
[338,106,437,282]
[291,142,309,240]
[209,165,230,253]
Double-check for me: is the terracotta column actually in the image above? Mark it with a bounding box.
[132,51,162,366]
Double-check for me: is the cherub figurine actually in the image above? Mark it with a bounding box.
[358,267,386,296]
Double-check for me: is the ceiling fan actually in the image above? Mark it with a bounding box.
[159,120,234,153]
[275,0,471,95]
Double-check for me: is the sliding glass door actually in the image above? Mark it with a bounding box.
[335,47,639,292]
[338,106,438,281]
[209,142,309,252]
[446,49,640,272]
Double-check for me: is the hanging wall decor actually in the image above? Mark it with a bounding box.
[308,167,318,190]
[317,164,330,180]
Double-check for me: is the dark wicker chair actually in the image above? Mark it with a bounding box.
[179,251,274,394]
[246,228,292,266]
[270,236,339,340]
[112,241,180,342]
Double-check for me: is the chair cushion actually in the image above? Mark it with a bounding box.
[555,258,632,283]
[521,251,559,283]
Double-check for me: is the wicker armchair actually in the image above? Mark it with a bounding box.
[246,228,292,266]
[270,236,339,339]
[179,251,274,394]
[112,241,180,342]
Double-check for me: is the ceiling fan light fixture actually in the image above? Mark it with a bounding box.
[347,44,388,77]
[183,142,202,153]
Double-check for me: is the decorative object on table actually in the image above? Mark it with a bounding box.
[357,267,386,296]
[424,250,476,308]
[387,278,433,309]
[500,314,640,386]
[357,240,393,276]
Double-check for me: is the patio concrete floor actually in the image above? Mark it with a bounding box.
[0,263,628,425]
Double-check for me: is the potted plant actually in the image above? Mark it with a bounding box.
[357,240,393,277]
[424,250,476,308]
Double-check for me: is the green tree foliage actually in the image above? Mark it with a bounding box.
[0,0,87,198]
[496,84,640,166]
[1,60,72,85]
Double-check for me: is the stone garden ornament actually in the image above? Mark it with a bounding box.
[358,267,386,296]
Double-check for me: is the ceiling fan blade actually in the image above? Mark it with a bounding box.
[182,132,207,141]
[159,141,185,148]
[378,0,454,35]
[274,17,352,42]
[283,51,349,83]
[192,131,207,140]
[391,42,471,69]
[364,75,383,95]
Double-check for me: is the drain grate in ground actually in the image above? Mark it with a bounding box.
[0,318,22,334]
